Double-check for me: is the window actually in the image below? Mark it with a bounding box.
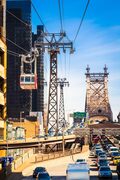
[25,76,30,82]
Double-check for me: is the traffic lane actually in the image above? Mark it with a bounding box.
[22,175,66,180]
[89,154,118,180]
[22,150,89,176]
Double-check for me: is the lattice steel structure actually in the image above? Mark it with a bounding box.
[85,65,113,123]
[57,78,69,132]
[35,32,73,135]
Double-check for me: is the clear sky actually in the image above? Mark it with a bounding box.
[32,0,120,120]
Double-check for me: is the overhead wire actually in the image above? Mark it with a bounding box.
[73,0,90,43]
[7,52,20,57]
[31,1,48,33]
[58,0,63,32]
[0,33,29,53]
[7,50,20,57]
[6,10,31,28]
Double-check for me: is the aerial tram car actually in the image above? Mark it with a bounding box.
[20,48,39,90]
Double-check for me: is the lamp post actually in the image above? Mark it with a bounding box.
[6,119,9,162]
[62,123,66,156]
[20,111,24,138]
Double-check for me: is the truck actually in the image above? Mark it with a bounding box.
[66,163,90,180]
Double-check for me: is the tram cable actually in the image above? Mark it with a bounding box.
[6,10,31,28]
[73,0,90,44]
[0,33,29,54]
[58,0,63,32]
[31,1,48,33]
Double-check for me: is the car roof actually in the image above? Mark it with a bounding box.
[99,166,110,170]
[35,167,46,170]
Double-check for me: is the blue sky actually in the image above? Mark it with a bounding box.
[32,0,120,120]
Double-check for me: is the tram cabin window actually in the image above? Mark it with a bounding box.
[32,76,35,82]
[25,76,30,82]
[21,76,24,82]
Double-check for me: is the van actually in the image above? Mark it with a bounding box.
[66,163,90,180]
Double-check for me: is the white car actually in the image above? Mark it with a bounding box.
[108,147,119,156]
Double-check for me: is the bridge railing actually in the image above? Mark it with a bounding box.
[35,149,79,162]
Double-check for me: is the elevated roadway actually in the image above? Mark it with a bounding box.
[0,135,76,150]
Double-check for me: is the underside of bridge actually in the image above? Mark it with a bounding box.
[85,65,113,123]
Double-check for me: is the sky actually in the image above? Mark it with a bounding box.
[32,0,120,120]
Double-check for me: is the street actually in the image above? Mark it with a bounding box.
[21,149,118,179]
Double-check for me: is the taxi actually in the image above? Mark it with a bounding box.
[113,156,120,165]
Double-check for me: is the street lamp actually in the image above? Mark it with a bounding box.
[6,119,9,162]
[20,111,24,138]
[62,123,66,156]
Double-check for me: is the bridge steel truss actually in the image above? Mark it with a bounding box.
[57,78,69,133]
[35,32,73,135]
[85,65,113,122]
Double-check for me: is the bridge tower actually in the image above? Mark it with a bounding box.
[57,78,69,132]
[85,65,113,123]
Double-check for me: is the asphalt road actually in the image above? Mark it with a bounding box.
[22,149,119,180]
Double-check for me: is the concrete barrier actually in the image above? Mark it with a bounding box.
[13,149,34,170]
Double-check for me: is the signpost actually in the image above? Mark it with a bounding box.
[73,112,86,119]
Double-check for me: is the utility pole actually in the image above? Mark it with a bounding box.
[57,78,69,133]
[35,32,74,136]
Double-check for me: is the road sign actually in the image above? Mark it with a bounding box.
[73,112,86,119]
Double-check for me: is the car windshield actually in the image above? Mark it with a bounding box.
[99,155,106,158]
[111,148,118,151]
[114,157,120,160]
[100,167,110,171]
[99,161,108,165]
[112,152,120,156]
[76,159,85,162]
[99,152,105,156]
[35,167,45,172]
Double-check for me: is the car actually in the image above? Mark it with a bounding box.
[107,144,113,150]
[97,159,109,169]
[96,155,107,165]
[33,167,46,178]
[116,162,120,178]
[108,147,119,156]
[98,166,112,179]
[95,149,103,157]
[37,172,51,180]
[113,156,120,165]
[98,151,106,157]
[111,152,120,160]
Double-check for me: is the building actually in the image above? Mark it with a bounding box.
[12,119,39,138]
[32,25,44,115]
[6,0,32,118]
[0,0,7,141]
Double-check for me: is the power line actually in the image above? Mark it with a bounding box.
[73,0,90,43]
[0,33,29,54]
[6,10,31,28]
[58,0,63,32]
[31,1,48,33]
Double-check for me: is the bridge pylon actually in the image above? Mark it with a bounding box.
[85,65,113,123]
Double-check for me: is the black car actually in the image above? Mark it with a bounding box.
[116,162,120,178]
[38,172,51,180]
[33,167,46,178]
